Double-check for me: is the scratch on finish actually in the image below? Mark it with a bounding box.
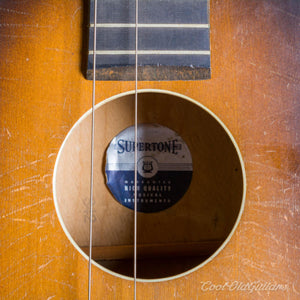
[268,3,300,20]
[9,218,44,225]
[45,278,76,290]
[1,174,43,193]
[0,23,51,29]
[71,5,82,29]
[11,186,30,193]
[0,159,42,178]
[45,47,74,54]
[1,197,51,219]
[248,160,300,179]
[4,256,56,299]
[7,231,35,249]
[269,70,300,83]
[0,128,12,138]
[0,7,33,16]
[242,258,286,280]
[38,1,57,9]
[38,259,55,272]
[293,284,300,295]
[0,76,34,82]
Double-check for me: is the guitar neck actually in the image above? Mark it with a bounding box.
[86,0,211,80]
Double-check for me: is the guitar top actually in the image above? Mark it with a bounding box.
[0,0,299,299]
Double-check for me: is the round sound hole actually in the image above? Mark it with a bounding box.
[53,90,246,281]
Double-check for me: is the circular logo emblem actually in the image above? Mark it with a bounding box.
[105,124,193,213]
[137,156,158,178]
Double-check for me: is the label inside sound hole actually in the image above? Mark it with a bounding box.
[105,124,193,213]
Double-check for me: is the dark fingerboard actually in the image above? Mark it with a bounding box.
[86,0,210,81]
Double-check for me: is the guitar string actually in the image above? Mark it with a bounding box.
[134,0,139,298]
[88,1,138,298]
[88,0,98,298]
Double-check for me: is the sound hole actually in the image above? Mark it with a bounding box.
[53,91,245,280]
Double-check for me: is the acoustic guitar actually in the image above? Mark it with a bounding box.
[0,0,299,299]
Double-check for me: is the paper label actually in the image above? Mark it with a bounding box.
[105,124,193,213]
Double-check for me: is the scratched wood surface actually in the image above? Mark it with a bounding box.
[0,0,299,299]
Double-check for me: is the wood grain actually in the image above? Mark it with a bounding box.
[0,0,299,299]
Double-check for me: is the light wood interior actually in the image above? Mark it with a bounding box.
[54,91,244,279]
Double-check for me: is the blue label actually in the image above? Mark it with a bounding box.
[105,124,193,213]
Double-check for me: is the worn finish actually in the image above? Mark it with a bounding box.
[0,0,299,299]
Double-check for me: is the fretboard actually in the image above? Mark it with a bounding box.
[86,0,210,81]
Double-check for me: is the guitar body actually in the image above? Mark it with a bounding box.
[0,0,299,299]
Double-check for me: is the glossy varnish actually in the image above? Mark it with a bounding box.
[0,0,299,299]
